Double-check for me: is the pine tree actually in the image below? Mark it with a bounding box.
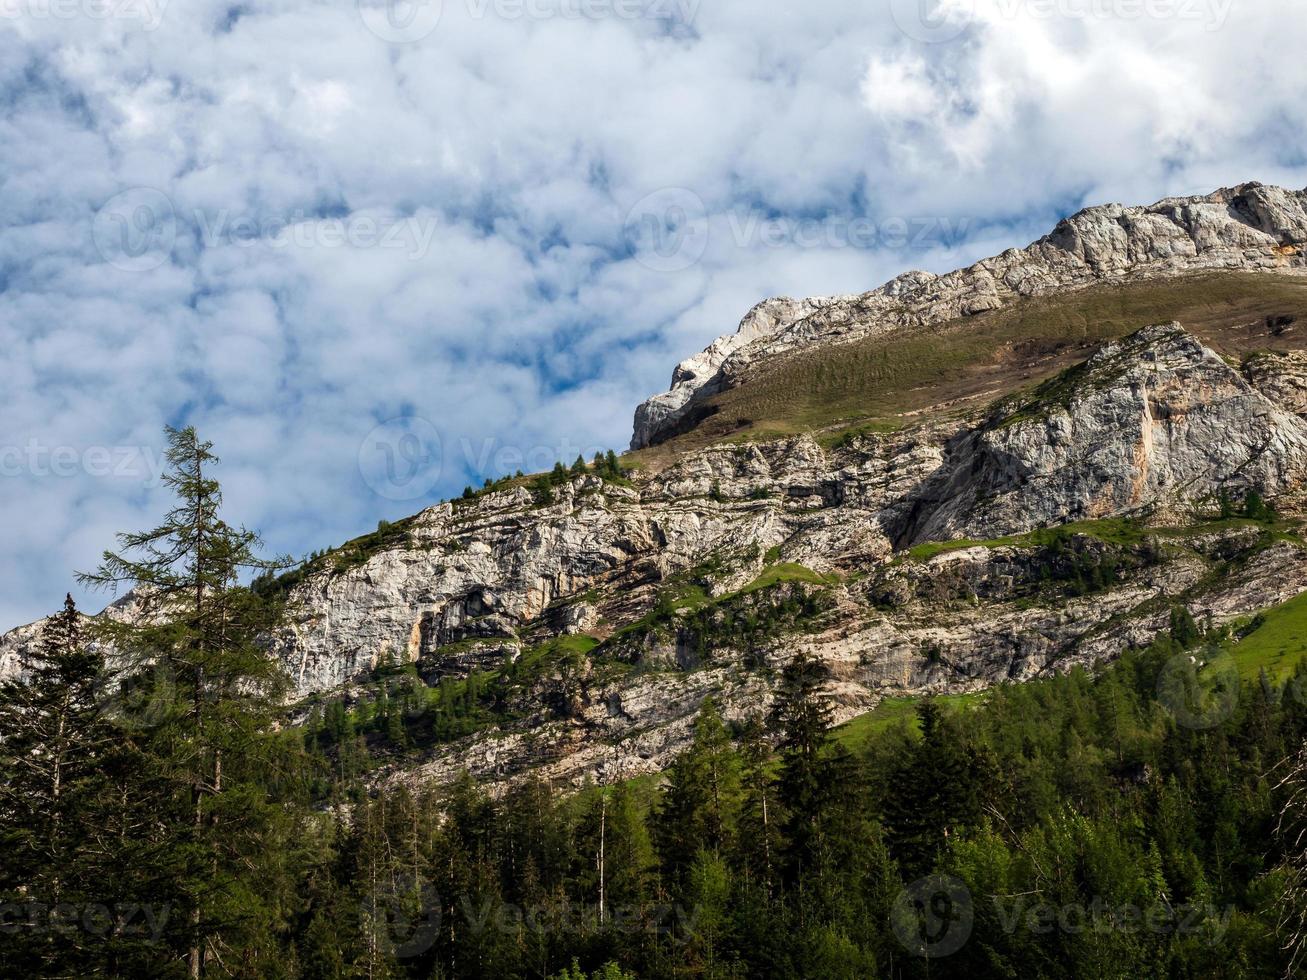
[0,596,125,973]
[656,698,741,888]
[1274,743,1307,975]
[1169,605,1201,649]
[1217,488,1235,519]
[882,699,985,878]
[385,690,408,748]
[78,426,294,977]
[1244,488,1274,522]
[736,716,781,895]
[769,653,836,884]
[578,782,654,921]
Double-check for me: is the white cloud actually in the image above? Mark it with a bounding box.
[1,0,1306,628]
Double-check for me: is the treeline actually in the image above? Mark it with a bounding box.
[454,450,627,507]
[2,428,1306,978]
[282,641,1307,979]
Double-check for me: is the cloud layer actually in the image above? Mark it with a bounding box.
[2,0,1306,628]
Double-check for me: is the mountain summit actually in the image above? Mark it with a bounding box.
[6,183,1307,793]
[632,182,1307,449]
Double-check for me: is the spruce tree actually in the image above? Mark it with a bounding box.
[0,597,105,891]
[656,698,741,888]
[0,596,120,974]
[882,699,985,878]
[769,652,836,884]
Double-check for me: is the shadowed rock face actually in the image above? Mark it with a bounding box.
[631,182,1307,450]
[889,323,1307,545]
[9,320,1307,794]
[9,188,1307,794]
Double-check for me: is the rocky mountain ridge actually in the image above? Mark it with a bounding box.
[631,182,1307,449]
[7,323,1307,790]
[7,184,1307,793]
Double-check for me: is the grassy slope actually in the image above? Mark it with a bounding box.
[831,586,1307,754]
[1227,591,1307,680]
[630,271,1307,465]
[833,691,986,752]
[905,516,1306,561]
[904,516,1155,560]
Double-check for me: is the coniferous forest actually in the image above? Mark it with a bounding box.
[3,428,1307,979]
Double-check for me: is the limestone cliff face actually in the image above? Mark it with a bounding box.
[253,324,1307,720]
[4,321,1307,791]
[631,182,1307,449]
[892,324,1307,544]
[7,187,1307,795]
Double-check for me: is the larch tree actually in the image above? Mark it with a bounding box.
[78,425,293,978]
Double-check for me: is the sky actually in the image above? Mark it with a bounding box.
[3,0,1307,630]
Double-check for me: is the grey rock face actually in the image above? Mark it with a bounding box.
[2,327,1306,794]
[631,182,1307,449]
[184,324,1307,783]
[8,188,1307,794]
[893,324,1307,544]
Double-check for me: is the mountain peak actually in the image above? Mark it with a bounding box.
[631,182,1307,450]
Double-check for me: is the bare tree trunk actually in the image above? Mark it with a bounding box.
[597,792,607,925]
[1275,744,1307,977]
